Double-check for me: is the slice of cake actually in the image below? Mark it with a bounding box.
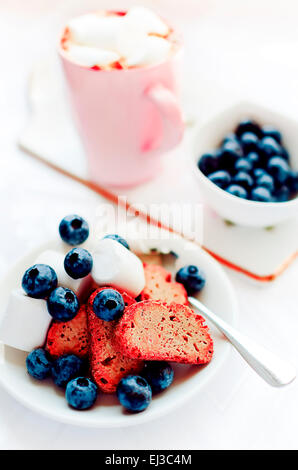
[115,300,213,365]
[46,304,88,359]
[87,288,144,393]
[141,264,188,305]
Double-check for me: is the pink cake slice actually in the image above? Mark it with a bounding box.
[87,288,144,393]
[46,304,88,359]
[115,300,213,365]
[141,264,188,305]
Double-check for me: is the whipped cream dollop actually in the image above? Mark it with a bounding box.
[61,7,175,69]
[92,238,145,297]
[0,289,52,352]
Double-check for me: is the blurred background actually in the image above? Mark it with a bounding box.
[2,0,298,266]
[0,0,298,450]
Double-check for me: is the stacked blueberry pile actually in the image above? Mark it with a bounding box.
[198,119,298,202]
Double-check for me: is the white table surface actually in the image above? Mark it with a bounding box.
[0,0,297,450]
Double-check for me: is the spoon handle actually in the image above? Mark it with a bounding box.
[188,296,296,387]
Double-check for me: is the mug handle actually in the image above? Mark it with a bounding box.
[144,83,184,153]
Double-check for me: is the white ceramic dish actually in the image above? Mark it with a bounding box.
[192,102,298,227]
[0,235,237,428]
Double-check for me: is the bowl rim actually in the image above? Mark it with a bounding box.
[192,100,298,209]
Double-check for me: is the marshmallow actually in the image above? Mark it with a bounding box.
[124,35,172,67]
[123,6,169,36]
[66,44,120,67]
[68,13,122,50]
[0,289,51,351]
[92,239,145,297]
[34,249,93,299]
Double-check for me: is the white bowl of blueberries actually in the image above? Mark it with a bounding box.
[193,102,298,227]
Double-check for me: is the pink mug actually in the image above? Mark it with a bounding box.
[59,30,184,187]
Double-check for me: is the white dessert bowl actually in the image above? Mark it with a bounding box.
[0,233,237,428]
[192,102,298,227]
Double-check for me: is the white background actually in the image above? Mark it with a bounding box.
[0,0,297,450]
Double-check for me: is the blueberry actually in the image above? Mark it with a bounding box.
[280,146,290,161]
[223,139,243,153]
[234,158,253,174]
[226,184,248,199]
[255,172,275,193]
[247,152,261,168]
[274,185,290,202]
[208,170,231,189]
[47,287,79,322]
[251,187,272,202]
[22,264,57,299]
[253,168,266,179]
[92,288,125,321]
[235,119,262,138]
[143,361,174,393]
[262,125,282,144]
[52,354,85,388]
[64,248,93,279]
[59,215,89,246]
[26,348,52,380]
[175,265,206,296]
[116,375,152,412]
[267,156,290,185]
[198,153,219,176]
[221,132,238,145]
[103,234,130,250]
[258,137,282,160]
[288,171,298,194]
[66,377,98,410]
[219,140,243,168]
[240,132,259,154]
[232,171,254,190]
